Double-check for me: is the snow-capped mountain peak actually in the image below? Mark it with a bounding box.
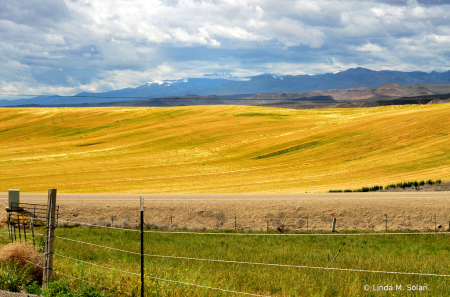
[145,79,180,87]
[204,73,237,79]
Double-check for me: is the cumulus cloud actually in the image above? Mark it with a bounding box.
[357,43,384,52]
[1,0,450,97]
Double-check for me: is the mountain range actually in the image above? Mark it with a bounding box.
[2,67,450,107]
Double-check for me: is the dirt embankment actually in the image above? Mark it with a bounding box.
[2,190,450,232]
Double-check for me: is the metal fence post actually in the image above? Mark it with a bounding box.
[18,214,21,242]
[31,217,36,247]
[43,189,57,289]
[140,196,144,297]
[331,218,336,232]
[7,213,12,242]
[22,215,27,243]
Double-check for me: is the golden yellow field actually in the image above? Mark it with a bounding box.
[1,104,449,193]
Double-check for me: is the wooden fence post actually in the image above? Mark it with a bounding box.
[43,189,57,289]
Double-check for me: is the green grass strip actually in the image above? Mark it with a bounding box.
[253,142,318,159]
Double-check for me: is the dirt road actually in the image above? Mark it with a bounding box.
[2,192,450,231]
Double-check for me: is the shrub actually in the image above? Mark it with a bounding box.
[42,279,74,297]
[25,281,42,295]
[76,283,104,297]
[28,279,103,297]
[0,243,44,279]
[0,261,35,292]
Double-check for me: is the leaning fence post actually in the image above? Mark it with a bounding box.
[7,213,12,242]
[140,196,144,297]
[18,214,21,242]
[43,189,57,289]
[22,215,27,243]
[31,217,35,247]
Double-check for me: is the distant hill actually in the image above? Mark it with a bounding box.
[241,83,450,101]
[2,67,450,107]
[9,84,450,109]
[209,68,450,95]
[17,95,226,107]
[2,104,450,193]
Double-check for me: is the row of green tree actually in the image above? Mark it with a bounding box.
[329,179,442,193]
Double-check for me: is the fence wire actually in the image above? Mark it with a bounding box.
[53,234,450,278]
[20,256,132,296]
[55,235,140,255]
[143,274,271,297]
[54,252,271,296]
[55,221,450,236]
[58,220,140,232]
[142,231,450,236]
[53,270,132,296]
[8,213,450,297]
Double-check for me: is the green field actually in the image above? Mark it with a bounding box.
[1,104,450,193]
[2,227,449,296]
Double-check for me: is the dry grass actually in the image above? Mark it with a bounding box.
[0,104,449,193]
[0,243,43,278]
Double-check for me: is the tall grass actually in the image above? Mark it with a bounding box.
[2,227,448,296]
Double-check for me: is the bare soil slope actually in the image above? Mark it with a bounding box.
[3,191,450,232]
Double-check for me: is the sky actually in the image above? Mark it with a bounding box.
[1,0,450,98]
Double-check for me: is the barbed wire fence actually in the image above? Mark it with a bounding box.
[4,191,450,296]
[13,225,450,296]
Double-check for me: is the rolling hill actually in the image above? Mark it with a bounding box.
[1,104,449,193]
